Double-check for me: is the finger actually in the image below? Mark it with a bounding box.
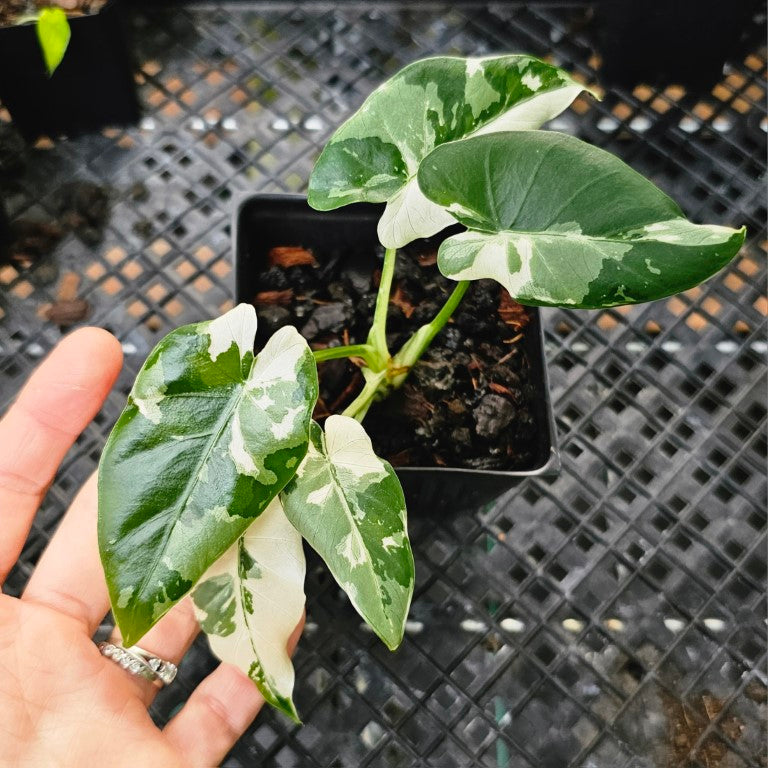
[0,328,122,584]
[164,617,304,766]
[110,597,201,706]
[22,473,109,633]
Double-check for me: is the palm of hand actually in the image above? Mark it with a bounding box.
[0,596,182,767]
[0,329,292,767]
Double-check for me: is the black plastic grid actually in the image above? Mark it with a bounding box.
[0,4,765,767]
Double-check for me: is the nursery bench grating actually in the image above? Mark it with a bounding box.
[0,3,765,767]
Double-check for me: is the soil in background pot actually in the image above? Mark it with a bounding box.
[0,2,107,25]
[251,238,539,472]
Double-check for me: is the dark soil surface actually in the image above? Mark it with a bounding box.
[252,240,540,471]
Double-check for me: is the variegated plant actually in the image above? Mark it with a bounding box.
[99,54,745,722]
[307,53,744,417]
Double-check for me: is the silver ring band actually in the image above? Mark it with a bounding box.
[97,642,178,687]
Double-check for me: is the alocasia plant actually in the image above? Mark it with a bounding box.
[98,54,745,720]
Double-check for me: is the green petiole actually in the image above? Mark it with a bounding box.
[342,369,388,422]
[313,245,471,421]
[390,280,470,386]
[313,343,376,365]
[366,246,398,363]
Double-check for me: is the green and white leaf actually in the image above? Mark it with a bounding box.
[308,55,590,249]
[280,416,414,650]
[418,131,746,308]
[98,304,318,645]
[36,7,71,76]
[192,497,305,722]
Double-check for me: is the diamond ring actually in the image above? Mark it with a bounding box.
[97,642,178,687]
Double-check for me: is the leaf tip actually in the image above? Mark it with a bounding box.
[375,622,406,652]
[284,703,302,725]
[117,623,141,649]
[582,82,603,102]
[110,595,154,649]
[383,636,404,652]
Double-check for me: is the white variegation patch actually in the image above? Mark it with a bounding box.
[325,415,390,488]
[638,219,740,246]
[193,497,306,721]
[645,258,661,275]
[306,482,333,506]
[206,303,257,361]
[378,178,458,249]
[382,531,406,551]
[336,531,368,568]
[522,71,543,91]
[117,586,134,610]
[253,392,275,409]
[207,505,233,523]
[229,414,277,485]
[472,83,583,136]
[132,357,166,424]
[249,326,307,385]
[134,391,164,424]
[439,232,537,296]
[438,230,630,306]
[465,56,486,77]
[271,405,306,439]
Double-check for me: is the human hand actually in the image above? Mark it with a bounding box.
[0,328,302,767]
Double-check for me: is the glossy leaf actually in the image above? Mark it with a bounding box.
[36,8,71,76]
[98,304,318,645]
[192,497,305,722]
[418,131,745,308]
[280,416,414,650]
[308,55,589,249]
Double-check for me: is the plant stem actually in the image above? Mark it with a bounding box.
[366,246,398,364]
[390,280,470,386]
[313,344,375,364]
[327,241,470,421]
[342,370,387,422]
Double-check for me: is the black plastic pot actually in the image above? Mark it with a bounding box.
[234,194,559,509]
[591,0,761,93]
[0,1,139,141]
[0,198,9,262]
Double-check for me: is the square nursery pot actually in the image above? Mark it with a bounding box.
[591,0,760,92]
[234,194,559,511]
[0,1,139,141]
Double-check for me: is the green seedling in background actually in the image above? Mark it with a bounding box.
[36,7,71,76]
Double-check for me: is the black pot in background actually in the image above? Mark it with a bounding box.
[234,194,560,510]
[591,0,762,93]
[0,1,139,141]
[0,198,9,262]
